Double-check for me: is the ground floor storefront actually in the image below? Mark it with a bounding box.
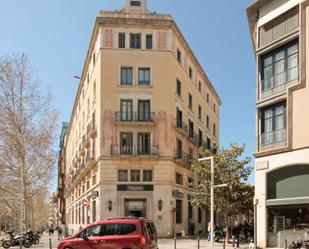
[255,149,309,248]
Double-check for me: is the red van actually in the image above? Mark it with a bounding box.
[57,218,158,249]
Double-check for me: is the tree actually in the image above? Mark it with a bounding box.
[190,144,254,230]
[0,54,58,231]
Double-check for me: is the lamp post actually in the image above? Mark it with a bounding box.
[198,156,227,248]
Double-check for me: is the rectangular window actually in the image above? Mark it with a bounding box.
[261,40,298,92]
[118,33,126,48]
[120,99,133,121]
[198,129,203,146]
[214,103,216,113]
[188,177,194,186]
[206,93,209,103]
[176,79,181,96]
[176,200,182,224]
[138,100,151,121]
[146,34,153,49]
[198,82,202,92]
[121,67,133,85]
[138,68,150,85]
[176,107,183,128]
[198,105,202,120]
[206,115,210,129]
[131,170,140,182]
[188,94,192,109]
[93,53,95,66]
[189,119,194,138]
[188,202,193,219]
[198,208,202,223]
[206,137,211,150]
[176,139,182,159]
[138,133,150,155]
[189,66,193,79]
[143,170,153,182]
[177,49,182,63]
[130,33,141,49]
[261,103,286,145]
[213,123,216,137]
[118,170,128,182]
[131,0,141,6]
[120,132,133,155]
[188,147,193,160]
[176,172,183,185]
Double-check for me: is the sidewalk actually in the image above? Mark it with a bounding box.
[158,238,250,249]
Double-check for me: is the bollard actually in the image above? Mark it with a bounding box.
[223,238,226,249]
[284,239,287,249]
[198,236,200,249]
[49,237,52,249]
[174,235,176,249]
[19,240,22,249]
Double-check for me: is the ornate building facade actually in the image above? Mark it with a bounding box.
[63,0,221,237]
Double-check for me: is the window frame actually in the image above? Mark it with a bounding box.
[130,33,141,49]
[118,170,128,182]
[120,67,133,85]
[131,170,141,182]
[138,68,151,85]
[176,79,181,97]
[118,32,126,49]
[146,34,153,49]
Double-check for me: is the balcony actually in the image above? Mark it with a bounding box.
[175,150,196,168]
[87,120,97,138]
[259,128,287,151]
[259,66,298,100]
[115,112,155,123]
[174,119,188,135]
[111,145,159,156]
[174,119,199,145]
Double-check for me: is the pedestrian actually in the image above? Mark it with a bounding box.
[207,221,211,241]
[232,221,241,248]
[57,224,63,241]
[61,222,68,238]
[190,222,195,236]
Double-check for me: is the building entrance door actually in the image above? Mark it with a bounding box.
[125,199,147,218]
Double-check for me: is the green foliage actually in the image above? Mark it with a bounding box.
[190,144,254,218]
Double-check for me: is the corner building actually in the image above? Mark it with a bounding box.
[247,0,309,248]
[64,0,221,237]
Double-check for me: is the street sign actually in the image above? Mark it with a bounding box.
[82,199,89,207]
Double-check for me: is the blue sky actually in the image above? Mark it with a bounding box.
[0,0,256,184]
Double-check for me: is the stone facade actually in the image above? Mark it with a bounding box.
[62,0,221,237]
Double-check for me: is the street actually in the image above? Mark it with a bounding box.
[0,233,249,249]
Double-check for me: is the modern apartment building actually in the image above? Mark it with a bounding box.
[63,0,220,237]
[247,0,309,247]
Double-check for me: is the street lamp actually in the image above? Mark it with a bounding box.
[198,156,227,248]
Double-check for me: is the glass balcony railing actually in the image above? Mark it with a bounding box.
[260,66,298,100]
[259,128,287,151]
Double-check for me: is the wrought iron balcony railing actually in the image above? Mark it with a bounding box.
[111,145,159,156]
[115,112,155,122]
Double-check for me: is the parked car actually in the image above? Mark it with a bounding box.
[57,218,158,249]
